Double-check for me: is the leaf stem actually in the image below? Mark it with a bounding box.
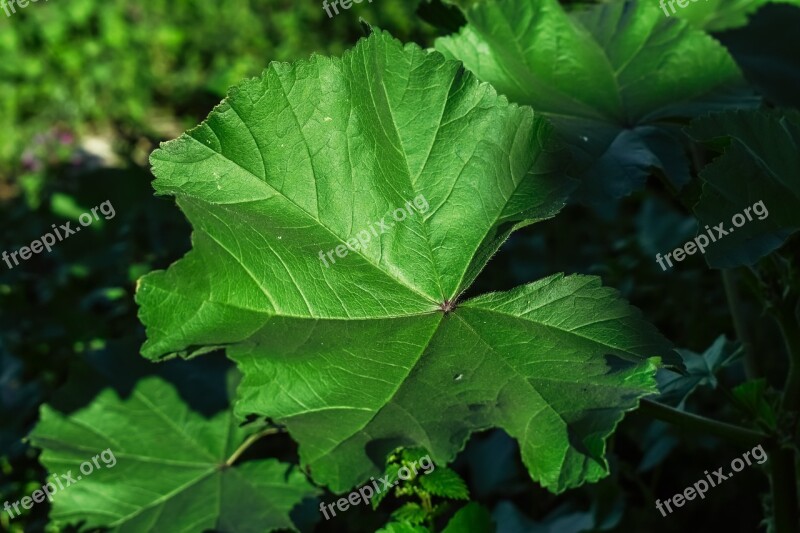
[639,398,767,447]
[769,445,799,533]
[420,492,434,530]
[225,427,285,468]
[777,308,800,413]
[722,269,759,379]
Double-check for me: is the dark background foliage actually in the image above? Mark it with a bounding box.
[1,0,797,532]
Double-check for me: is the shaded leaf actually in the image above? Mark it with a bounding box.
[732,379,778,431]
[635,196,698,259]
[657,335,740,407]
[676,0,800,31]
[442,503,494,533]
[715,4,800,109]
[436,0,756,208]
[492,497,624,533]
[462,430,525,499]
[689,109,800,268]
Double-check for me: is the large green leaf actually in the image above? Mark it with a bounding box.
[136,31,676,494]
[29,350,319,532]
[688,109,800,268]
[435,0,756,207]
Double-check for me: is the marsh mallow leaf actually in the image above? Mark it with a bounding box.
[137,31,675,493]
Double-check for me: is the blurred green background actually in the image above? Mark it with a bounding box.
[0,0,438,186]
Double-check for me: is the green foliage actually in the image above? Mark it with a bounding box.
[4,0,800,531]
[0,0,434,177]
[29,350,320,532]
[392,503,430,525]
[374,448,484,531]
[436,0,757,207]
[0,162,193,530]
[689,109,800,268]
[136,30,675,495]
[657,335,741,407]
[441,503,494,533]
[419,468,470,500]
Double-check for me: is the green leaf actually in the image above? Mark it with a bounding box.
[374,448,440,508]
[419,467,469,500]
[392,502,429,525]
[688,109,800,268]
[657,335,740,407]
[417,0,467,33]
[435,0,755,207]
[674,0,800,31]
[137,29,573,361]
[28,351,319,532]
[137,31,675,495]
[442,503,494,533]
[399,448,435,465]
[230,275,671,495]
[372,462,402,509]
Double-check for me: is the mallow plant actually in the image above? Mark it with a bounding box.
[28,0,800,531]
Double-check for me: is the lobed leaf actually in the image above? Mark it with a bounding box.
[689,109,800,268]
[29,351,319,532]
[137,31,675,495]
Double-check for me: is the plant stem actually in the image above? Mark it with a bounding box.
[769,446,799,533]
[419,492,435,531]
[722,269,759,379]
[639,398,767,447]
[225,427,285,468]
[777,309,800,412]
